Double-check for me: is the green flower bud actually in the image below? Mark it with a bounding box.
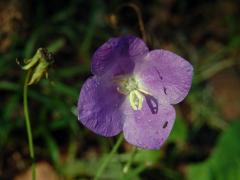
[21,48,53,85]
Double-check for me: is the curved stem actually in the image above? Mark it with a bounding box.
[118,3,147,42]
[94,134,124,180]
[23,70,36,180]
[123,147,138,174]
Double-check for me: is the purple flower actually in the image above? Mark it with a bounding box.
[77,36,193,149]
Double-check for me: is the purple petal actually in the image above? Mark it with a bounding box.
[135,49,193,104]
[77,76,125,137]
[91,36,149,76]
[122,96,176,149]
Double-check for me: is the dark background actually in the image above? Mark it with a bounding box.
[0,0,240,179]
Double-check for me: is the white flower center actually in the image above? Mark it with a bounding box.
[113,75,149,110]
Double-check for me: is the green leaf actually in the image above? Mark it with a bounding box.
[187,121,240,180]
[47,38,65,53]
[119,149,161,165]
[187,163,211,180]
[62,158,127,179]
[43,132,60,170]
[168,117,188,143]
[0,81,19,91]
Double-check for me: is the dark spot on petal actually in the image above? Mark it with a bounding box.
[163,121,168,129]
[145,95,158,114]
[154,67,163,80]
[186,68,191,72]
[163,87,167,95]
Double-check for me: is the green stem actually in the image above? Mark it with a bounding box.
[23,70,36,180]
[123,147,138,174]
[94,134,124,180]
[123,164,146,180]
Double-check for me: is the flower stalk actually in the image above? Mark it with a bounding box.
[94,134,124,180]
[123,147,138,174]
[23,70,36,180]
[20,48,53,180]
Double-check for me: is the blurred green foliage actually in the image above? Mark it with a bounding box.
[0,0,239,179]
[187,121,240,180]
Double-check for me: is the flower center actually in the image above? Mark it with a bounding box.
[113,75,149,111]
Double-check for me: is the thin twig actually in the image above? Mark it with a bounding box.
[118,3,147,42]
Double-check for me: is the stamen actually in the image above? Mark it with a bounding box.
[138,88,151,95]
[129,91,137,110]
[114,75,138,95]
[129,90,144,110]
[134,90,144,109]
[113,75,150,111]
